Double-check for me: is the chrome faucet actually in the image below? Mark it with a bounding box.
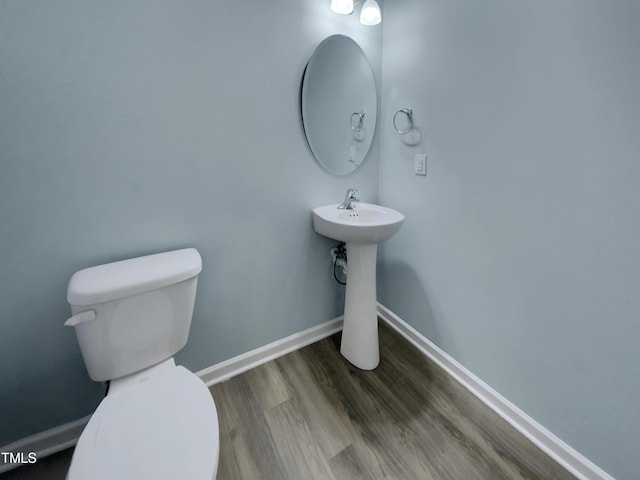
[338,188,360,209]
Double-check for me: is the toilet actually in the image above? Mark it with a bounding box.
[64,248,219,480]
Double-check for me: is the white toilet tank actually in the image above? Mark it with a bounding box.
[66,248,203,382]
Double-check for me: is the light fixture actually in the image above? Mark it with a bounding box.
[331,0,381,25]
[359,0,381,25]
[331,0,354,15]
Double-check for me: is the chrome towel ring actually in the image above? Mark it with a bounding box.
[393,107,414,134]
[350,111,365,132]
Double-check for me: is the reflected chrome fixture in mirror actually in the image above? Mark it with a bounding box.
[393,108,414,134]
[301,35,377,175]
[331,0,381,25]
[350,112,365,133]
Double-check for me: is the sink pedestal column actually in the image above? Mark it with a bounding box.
[341,243,379,370]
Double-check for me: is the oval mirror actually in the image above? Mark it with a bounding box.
[301,35,377,176]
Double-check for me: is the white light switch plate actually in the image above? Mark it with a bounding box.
[414,154,427,176]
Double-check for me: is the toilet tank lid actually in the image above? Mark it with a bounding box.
[67,248,202,306]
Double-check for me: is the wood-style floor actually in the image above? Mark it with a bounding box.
[0,322,575,480]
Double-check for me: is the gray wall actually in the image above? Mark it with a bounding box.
[378,1,640,478]
[0,0,382,445]
[3,1,638,477]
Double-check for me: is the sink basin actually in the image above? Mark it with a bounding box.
[311,202,404,370]
[312,203,405,244]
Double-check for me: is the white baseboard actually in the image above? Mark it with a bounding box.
[196,315,343,386]
[0,316,344,474]
[377,303,615,480]
[0,415,90,474]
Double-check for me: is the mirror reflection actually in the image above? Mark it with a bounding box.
[301,35,377,176]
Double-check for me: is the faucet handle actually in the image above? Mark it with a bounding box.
[346,188,360,199]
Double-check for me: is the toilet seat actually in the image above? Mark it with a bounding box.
[67,365,219,480]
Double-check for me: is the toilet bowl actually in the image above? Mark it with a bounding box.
[64,248,219,480]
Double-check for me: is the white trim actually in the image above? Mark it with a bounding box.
[0,316,344,473]
[197,316,343,386]
[0,415,90,474]
[377,302,615,480]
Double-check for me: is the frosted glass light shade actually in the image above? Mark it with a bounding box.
[331,0,354,15]
[360,0,381,25]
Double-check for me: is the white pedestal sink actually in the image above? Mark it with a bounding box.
[312,203,404,370]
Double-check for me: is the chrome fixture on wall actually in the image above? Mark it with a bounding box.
[393,107,423,146]
[331,0,381,25]
[393,108,414,134]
